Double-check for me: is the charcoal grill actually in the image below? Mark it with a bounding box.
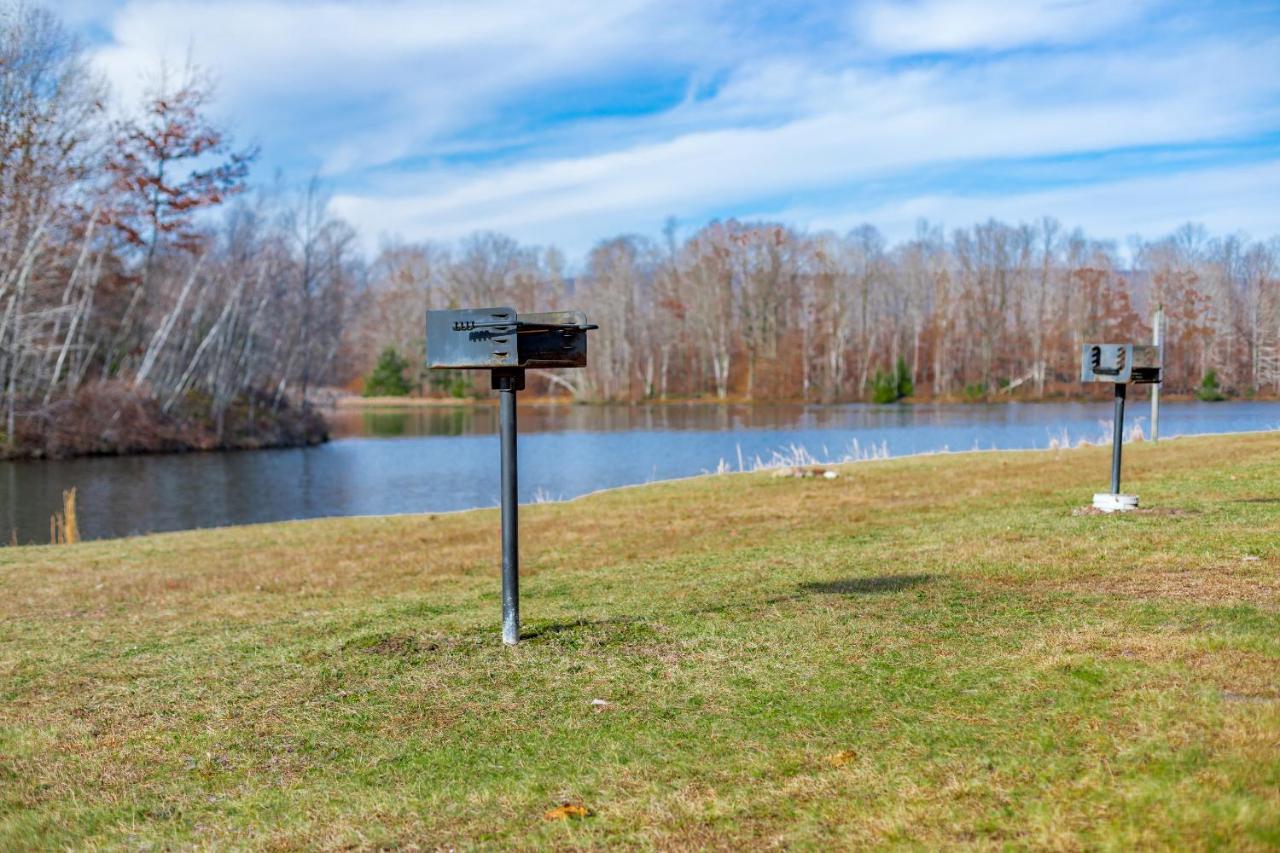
[427,307,597,644]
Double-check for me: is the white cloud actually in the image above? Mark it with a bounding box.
[80,0,1280,259]
[330,33,1280,253]
[89,0,718,173]
[857,0,1150,54]
[789,160,1280,245]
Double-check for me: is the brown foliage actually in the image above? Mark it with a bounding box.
[5,381,327,459]
[105,70,256,255]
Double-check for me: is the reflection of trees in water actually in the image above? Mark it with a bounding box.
[332,400,1247,442]
[346,406,501,438]
[429,408,473,437]
[362,411,409,437]
[340,403,950,439]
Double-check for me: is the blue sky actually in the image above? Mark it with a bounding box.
[64,0,1280,258]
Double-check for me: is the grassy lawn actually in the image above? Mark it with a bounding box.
[2,433,1278,849]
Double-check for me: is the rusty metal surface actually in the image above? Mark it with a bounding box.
[427,307,519,369]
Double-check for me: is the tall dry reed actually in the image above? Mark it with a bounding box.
[50,487,79,545]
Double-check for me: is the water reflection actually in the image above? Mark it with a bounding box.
[3,401,1277,544]
[332,401,967,439]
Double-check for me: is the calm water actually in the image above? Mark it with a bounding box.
[3,400,1278,544]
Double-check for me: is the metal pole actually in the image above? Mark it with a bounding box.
[1111,382,1126,494]
[1151,304,1163,442]
[497,374,520,645]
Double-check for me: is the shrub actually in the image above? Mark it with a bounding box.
[363,347,413,397]
[872,370,899,404]
[895,357,914,399]
[1196,369,1226,402]
[872,358,915,404]
[963,383,988,402]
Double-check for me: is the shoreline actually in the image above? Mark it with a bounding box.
[333,392,1260,409]
[0,433,329,464]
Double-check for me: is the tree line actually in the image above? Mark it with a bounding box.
[354,218,1279,403]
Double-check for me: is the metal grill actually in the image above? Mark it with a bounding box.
[426,307,598,644]
[1079,341,1164,511]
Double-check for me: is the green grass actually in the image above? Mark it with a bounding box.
[1,434,1278,849]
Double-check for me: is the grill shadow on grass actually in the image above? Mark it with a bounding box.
[800,573,933,595]
[521,616,654,645]
[519,576,935,643]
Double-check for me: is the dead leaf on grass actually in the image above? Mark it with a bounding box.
[825,749,858,767]
[544,802,593,821]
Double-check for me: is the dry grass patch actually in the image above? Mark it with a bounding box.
[1057,559,1280,608]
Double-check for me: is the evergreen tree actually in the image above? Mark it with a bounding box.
[895,357,914,399]
[1196,369,1226,402]
[363,347,413,397]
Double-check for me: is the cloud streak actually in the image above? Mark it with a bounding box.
[80,0,1280,257]
[856,0,1151,54]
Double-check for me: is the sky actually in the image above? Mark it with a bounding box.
[63,0,1280,259]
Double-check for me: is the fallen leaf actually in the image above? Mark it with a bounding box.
[544,802,593,821]
[825,749,857,767]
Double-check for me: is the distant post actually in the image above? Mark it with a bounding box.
[1080,342,1163,511]
[1151,304,1164,442]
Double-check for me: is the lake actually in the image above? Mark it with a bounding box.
[3,400,1278,544]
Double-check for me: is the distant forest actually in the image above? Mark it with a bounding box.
[3,4,1277,456]
[360,219,1276,405]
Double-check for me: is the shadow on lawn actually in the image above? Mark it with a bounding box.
[519,575,934,642]
[521,616,648,642]
[800,573,933,595]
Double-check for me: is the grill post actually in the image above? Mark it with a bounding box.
[1151,305,1163,442]
[1080,342,1158,512]
[427,309,594,643]
[495,368,522,645]
[1111,382,1126,495]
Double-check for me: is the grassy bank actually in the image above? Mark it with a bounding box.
[1,434,1278,848]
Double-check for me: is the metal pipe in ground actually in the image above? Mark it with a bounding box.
[1111,382,1126,495]
[1151,305,1163,442]
[498,377,520,645]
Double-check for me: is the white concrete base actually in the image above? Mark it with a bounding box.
[1093,493,1139,513]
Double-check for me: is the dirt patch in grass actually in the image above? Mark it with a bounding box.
[1071,505,1196,517]
[345,632,433,656]
[1055,561,1280,608]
